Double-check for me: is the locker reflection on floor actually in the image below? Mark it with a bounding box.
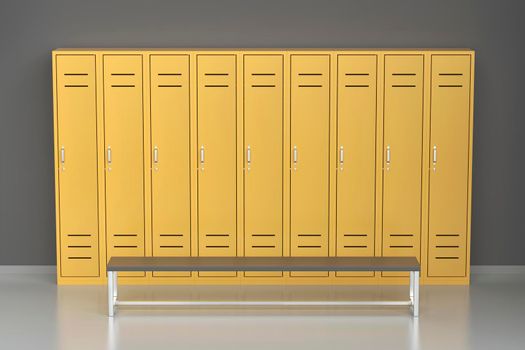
[1,271,525,350]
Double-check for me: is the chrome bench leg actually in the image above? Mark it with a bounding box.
[108,271,115,317]
[412,271,419,317]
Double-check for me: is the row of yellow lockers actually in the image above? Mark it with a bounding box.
[52,49,474,285]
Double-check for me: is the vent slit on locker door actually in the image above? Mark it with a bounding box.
[298,73,322,76]
[158,73,182,76]
[345,73,369,76]
[158,84,182,88]
[390,233,414,237]
[114,233,137,237]
[345,84,369,88]
[160,245,184,248]
[344,233,367,237]
[298,245,322,248]
[204,73,229,76]
[206,245,230,248]
[160,233,183,237]
[298,84,322,88]
[252,234,275,237]
[252,73,275,76]
[438,85,463,88]
[111,85,135,88]
[68,256,92,260]
[64,84,88,88]
[111,73,135,76]
[344,245,367,248]
[251,84,276,88]
[204,84,229,88]
[67,234,91,237]
[114,245,138,248]
[64,73,88,76]
[298,233,321,237]
[252,245,276,248]
[67,245,91,248]
[206,233,230,237]
[436,245,460,248]
[390,245,414,248]
[392,73,416,76]
[392,84,416,88]
[436,256,459,260]
[436,233,460,237]
[439,73,463,76]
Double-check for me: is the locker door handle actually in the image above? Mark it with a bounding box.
[60,147,65,170]
[385,146,391,171]
[432,145,437,172]
[200,146,205,170]
[153,146,159,163]
[293,146,298,170]
[339,146,344,170]
[107,146,112,171]
[246,146,251,171]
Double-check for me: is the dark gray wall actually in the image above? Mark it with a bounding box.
[0,0,523,265]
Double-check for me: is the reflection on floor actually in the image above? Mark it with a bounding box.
[1,271,524,350]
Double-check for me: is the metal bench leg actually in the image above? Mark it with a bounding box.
[108,271,114,317]
[413,271,419,317]
[409,271,414,302]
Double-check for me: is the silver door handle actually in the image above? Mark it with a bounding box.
[200,146,205,169]
[246,146,251,169]
[432,145,437,164]
[60,147,65,164]
[293,146,298,170]
[107,146,112,165]
[339,146,344,169]
[386,146,391,164]
[153,146,159,163]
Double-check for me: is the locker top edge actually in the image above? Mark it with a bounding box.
[52,48,475,53]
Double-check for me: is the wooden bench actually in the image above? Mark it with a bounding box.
[107,256,420,317]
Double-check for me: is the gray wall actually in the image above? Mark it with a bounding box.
[0,0,523,265]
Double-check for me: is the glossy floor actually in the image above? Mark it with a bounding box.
[0,271,524,350]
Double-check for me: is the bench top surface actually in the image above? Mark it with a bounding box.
[107,256,420,272]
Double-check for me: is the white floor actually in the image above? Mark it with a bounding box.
[1,271,524,350]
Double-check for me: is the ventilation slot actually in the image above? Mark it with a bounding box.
[436,245,460,248]
[298,233,321,237]
[252,245,276,248]
[346,73,369,76]
[158,73,181,76]
[205,84,229,88]
[64,84,88,88]
[252,73,275,76]
[160,233,183,237]
[344,245,367,248]
[67,245,91,248]
[392,73,416,76]
[160,245,184,248]
[111,73,135,76]
[206,233,229,237]
[390,233,414,237]
[439,84,463,88]
[298,84,322,88]
[439,73,463,76]
[68,256,91,260]
[390,245,414,248]
[114,245,138,248]
[205,73,229,76]
[206,245,230,248]
[344,233,367,237]
[298,73,322,76]
[298,245,322,248]
[64,73,88,76]
[251,84,275,88]
[114,233,137,237]
[68,233,91,237]
[436,233,460,237]
[392,85,416,88]
[345,84,369,88]
[111,85,135,88]
[252,234,275,237]
[158,84,182,88]
[436,256,459,260]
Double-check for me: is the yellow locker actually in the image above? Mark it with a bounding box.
[243,55,284,277]
[382,55,424,277]
[428,55,471,277]
[336,55,377,277]
[56,55,99,277]
[290,55,330,277]
[150,55,191,278]
[197,55,237,277]
[103,55,145,277]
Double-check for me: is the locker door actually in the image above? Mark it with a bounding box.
[336,55,377,277]
[56,55,99,277]
[104,55,145,277]
[382,55,424,277]
[428,55,471,277]
[197,55,237,277]
[290,55,330,277]
[150,55,191,278]
[244,55,284,277]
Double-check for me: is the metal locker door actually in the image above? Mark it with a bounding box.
[56,55,99,277]
[336,55,377,277]
[243,55,284,277]
[382,55,424,277]
[290,55,330,277]
[104,55,145,277]
[150,55,191,278]
[428,55,471,277]
[197,55,237,277]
